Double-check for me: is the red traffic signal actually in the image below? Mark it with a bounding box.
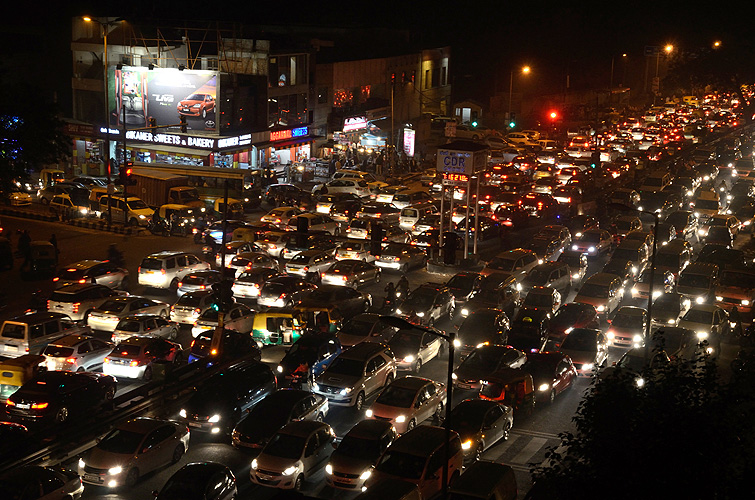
[549,110,559,120]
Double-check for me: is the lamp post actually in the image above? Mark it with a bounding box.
[84,16,124,224]
[611,203,659,361]
[610,53,627,94]
[508,66,530,125]
[381,315,455,499]
[653,44,674,105]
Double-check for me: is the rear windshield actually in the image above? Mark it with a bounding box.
[182,275,207,285]
[99,300,128,312]
[176,294,203,307]
[342,242,365,251]
[116,320,142,332]
[112,345,142,357]
[140,258,163,270]
[0,323,25,339]
[401,209,418,217]
[42,345,74,357]
[56,268,87,280]
[50,290,81,302]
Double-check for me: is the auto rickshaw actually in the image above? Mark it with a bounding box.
[0,236,12,270]
[252,311,297,347]
[214,198,244,219]
[479,367,536,418]
[158,204,207,237]
[0,354,46,402]
[292,306,343,336]
[27,241,57,275]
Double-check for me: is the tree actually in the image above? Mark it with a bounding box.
[530,346,755,499]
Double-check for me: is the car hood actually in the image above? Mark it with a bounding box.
[677,320,708,332]
[86,447,134,470]
[236,416,285,444]
[256,453,300,472]
[317,372,361,389]
[558,349,596,365]
[329,453,374,474]
[455,364,493,382]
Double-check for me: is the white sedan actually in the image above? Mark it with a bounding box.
[87,297,170,332]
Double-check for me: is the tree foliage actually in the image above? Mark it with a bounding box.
[530,347,755,499]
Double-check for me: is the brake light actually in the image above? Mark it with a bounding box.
[53,277,59,282]
[46,300,51,310]
[138,266,141,273]
[190,340,196,348]
[65,358,76,364]
[31,402,49,410]
[341,275,348,281]
[269,244,277,249]
[199,285,206,290]
[130,360,139,367]
[161,269,166,275]
[304,266,309,272]
[6,400,15,407]
[177,282,183,288]
[72,303,80,314]
[78,279,86,284]
[210,348,218,356]
[103,357,110,364]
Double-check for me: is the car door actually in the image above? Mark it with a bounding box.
[363,357,380,395]
[89,339,112,369]
[313,427,333,466]
[301,432,320,474]
[420,449,444,499]
[482,405,505,447]
[137,429,164,473]
[39,469,67,499]
[420,332,439,362]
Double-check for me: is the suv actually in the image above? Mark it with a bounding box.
[47,283,126,321]
[397,284,456,326]
[481,248,539,282]
[54,260,129,290]
[520,261,572,297]
[313,342,397,411]
[574,273,624,317]
[138,251,211,290]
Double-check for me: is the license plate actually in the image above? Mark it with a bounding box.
[16,403,30,409]
[4,345,18,352]
[258,474,273,481]
[84,474,101,483]
[188,422,202,428]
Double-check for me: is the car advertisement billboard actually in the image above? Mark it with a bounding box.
[110,66,218,132]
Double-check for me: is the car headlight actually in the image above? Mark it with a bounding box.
[360,470,373,480]
[667,318,676,324]
[312,383,320,391]
[325,464,333,475]
[538,383,550,392]
[696,296,705,304]
[631,266,638,274]
[365,409,373,417]
[687,190,694,196]
[179,409,187,418]
[636,377,645,388]
[572,273,580,279]
[209,414,220,423]
[694,212,700,217]
[652,290,662,298]
[138,214,146,219]
[696,331,709,340]
[80,207,88,214]
[633,334,643,343]
[277,365,283,373]
[395,309,403,315]
[395,415,406,423]
[715,296,724,302]
[588,246,596,253]
[403,355,415,363]
[108,466,123,475]
[516,283,523,291]
[283,466,298,476]
[571,245,579,250]
[461,440,472,450]
[597,305,606,312]
[743,300,750,306]
[452,373,458,380]
[251,458,258,470]
[416,312,425,317]
[339,387,352,396]
[637,206,644,211]
[606,331,615,339]
[78,458,85,469]
[582,363,594,371]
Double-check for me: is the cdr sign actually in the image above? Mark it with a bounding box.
[436,147,487,175]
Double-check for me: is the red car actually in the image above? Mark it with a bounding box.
[523,351,578,404]
[177,93,215,118]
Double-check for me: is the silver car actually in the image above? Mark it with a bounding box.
[176,270,223,298]
[214,241,262,268]
[321,259,381,288]
[170,290,215,325]
[87,297,170,332]
[42,334,113,372]
[227,252,280,278]
[112,315,179,344]
[366,376,446,434]
[54,260,129,290]
[191,302,255,338]
[285,250,337,279]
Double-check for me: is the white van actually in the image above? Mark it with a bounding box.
[0,312,90,358]
[98,195,154,226]
[399,203,438,230]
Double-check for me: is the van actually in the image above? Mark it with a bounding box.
[640,172,672,192]
[98,195,154,226]
[368,425,463,500]
[399,203,438,230]
[574,273,624,316]
[655,240,692,276]
[677,262,719,304]
[0,312,90,358]
[448,461,517,500]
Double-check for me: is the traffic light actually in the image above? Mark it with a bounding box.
[211,280,234,311]
[549,110,559,121]
[590,151,601,169]
[509,113,516,128]
[118,162,136,186]
[370,221,383,256]
[148,116,157,132]
[180,115,187,133]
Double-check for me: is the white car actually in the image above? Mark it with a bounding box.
[285,213,340,235]
[214,241,262,268]
[255,231,290,258]
[226,252,280,278]
[112,315,179,344]
[191,302,255,338]
[138,251,211,290]
[313,178,371,197]
[260,207,303,228]
[336,240,375,262]
[87,297,170,332]
[42,334,113,372]
[170,290,215,325]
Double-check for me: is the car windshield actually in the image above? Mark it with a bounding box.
[403,289,436,310]
[552,305,586,325]
[459,313,499,340]
[447,274,477,291]
[637,271,669,285]
[655,253,681,268]
[560,331,596,351]
[337,435,381,460]
[579,283,609,298]
[116,320,142,332]
[112,345,142,357]
[666,213,688,227]
[614,220,634,230]
[463,348,502,371]
[376,450,426,479]
[375,385,417,408]
[98,300,128,312]
[291,254,314,264]
[176,294,204,307]
[577,233,601,244]
[450,404,487,435]
[127,199,149,210]
[487,257,516,272]
[696,199,719,210]
[98,428,145,454]
[342,242,365,251]
[525,268,552,285]
[390,330,422,348]
[264,433,306,459]
[42,345,74,357]
[524,293,552,308]
[617,353,648,372]
[326,357,364,376]
[683,309,713,324]
[330,261,357,273]
[507,332,542,352]
[678,273,711,289]
[612,312,644,328]
[612,249,638,262]
[720,271,755,288]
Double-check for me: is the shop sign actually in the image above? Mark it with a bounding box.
[403,128,415,157]
[270,126,309,142]
[65,123,95,137]
[217,133,252,149]
[343,116,368,132]
[124,129,218,150]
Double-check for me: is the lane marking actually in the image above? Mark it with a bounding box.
[510,437,548,465]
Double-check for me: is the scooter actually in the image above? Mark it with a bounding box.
[147,219,169,236]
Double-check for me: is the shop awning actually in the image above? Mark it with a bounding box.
[269,134,323,149]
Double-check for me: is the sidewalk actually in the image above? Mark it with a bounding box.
[1,206,139,235]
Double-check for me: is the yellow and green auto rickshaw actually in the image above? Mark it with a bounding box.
[251,311,298,347]
[0,354,47,402]
[292,306,343,336]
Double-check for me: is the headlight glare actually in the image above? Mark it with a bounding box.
[209,414,220,423]
[538,383,550,392]
[108,466,123,475]
[283,466,297,476]
[360,470,372,480]
[395,415,406,423]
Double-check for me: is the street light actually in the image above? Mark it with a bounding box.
[610,53,628,91]
[508,66,531,125]
[713,40,722,49]
[380,315,455,499]
[653,44,674,105]
[610,203,659,362]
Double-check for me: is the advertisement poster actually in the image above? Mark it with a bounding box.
[111,66,218,132]
[403,128,416,157]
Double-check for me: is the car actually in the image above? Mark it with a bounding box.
[5,371,116,424]
[337,314,396,347]
[313,342,397,410]
[213,241,264,268]
[454,308,510,358]
[0,466,84,499]
[356,202,402,225]
[177,92,215,117]
[524,351,578,404]
[232,389,330,449]
[570,228,613,257]
[631,269,676,300]
[520,286,561,315]
[650,292,691,329]
[536,225,572,248]
[49,193,91,219]
[374,243,427,272]
[389,328,445,373]
[47,283,127,321]
[321,259,381,288]
[547,302,600,346]
[395,283,454,326]
[176,270,223,298]
[336,240,375,263]
[280,231,339,260]
[453,344,527,390]
[325,419,398,490]
[666,210,699,241]
[103,336,183,380]
[481,248,539,281]
[607,306,648,347]
[715,269,755,313]
[265,183,308,206]
[573,273,624,317]
[677,304,729,355]
[169,290,215,325]
[445,272,482,304]
[226,252,280,278]
[313,178,371,198]
[599,347,671,387]
[53,260,129,290]
[155,462,237,500]
[79,417,190,488]
[5,189,33,206]
[41,334,113,372]
[566,215,599,238]
[461,273,520,320]
[520,262,572,297]
[250,420,335,490]
[257,275,317,308]
[112,315,179,344]
[315,193,363,219]
[558,250,589,283]
[557,328,608,376]
[297,285,372,320]
[450,399,513,462]
[191,302,254,338]
[179,361,276,436]
[366,376,446,433]
[276,335,342,387]
[702,225,734,247]
[231,268,281,299]
[601,258,634,286]
[37,182,88,205]
[87,296,170,332]
[255,231,290,258]
[261,206,303,227]
[187,329,261,365]
[286,213,341,235]
[138,251,211,290]
[507,308,552,353]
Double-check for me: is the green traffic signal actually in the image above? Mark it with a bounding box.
[471,121,478,128]
[509,121,516,128]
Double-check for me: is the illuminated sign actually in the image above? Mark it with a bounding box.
[123,129,217,149]
[436,147,488,175]
[403,128,416,158]
[270,126,309,142]
[443,173,469,182]
[218,134,252,149]
[343,116,368,132]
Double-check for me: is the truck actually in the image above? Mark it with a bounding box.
[129,168,206,209]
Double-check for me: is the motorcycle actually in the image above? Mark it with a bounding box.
[147,219,169,236]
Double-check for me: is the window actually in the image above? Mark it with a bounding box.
[78,341,92,354]
[425,69,430,89]
[187,255,199,265]
[44,321,61,336]
[40,472,64,494]
[441,66,447,86]
[425,384,437,397]
[372,355,386,369]
[165,258,175,270]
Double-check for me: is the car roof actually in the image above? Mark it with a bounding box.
[527,286,556,295]
[265,389,315,406]
[584,273,621,285]
[49,334,93,347]
[169,462,231,482]
[64,260,103,270]
[145,251,188,258]
[688,304,720,313]
[116,417,172,434]
[339,341,389,359]
[54,283,108,293]
[118,336,161,346]
[344,419,395,440]
[119,314,164,322]
[6,312,71,323]
[278,420,330,438]
[389,425,457,455]
[616,306,647,316]
[390,375,434,391]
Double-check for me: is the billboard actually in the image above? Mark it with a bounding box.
[110,67,219,132]
[403,128,415,157]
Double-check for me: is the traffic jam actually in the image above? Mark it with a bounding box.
[1,91,755,499]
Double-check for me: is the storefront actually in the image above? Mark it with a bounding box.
[263,125,321,166]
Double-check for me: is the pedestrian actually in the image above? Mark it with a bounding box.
[730,307,743,339]
[19,230,31,270]
[49,234,59,263]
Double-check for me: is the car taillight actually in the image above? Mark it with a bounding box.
[341,275,348,281]
[6,399,16,406]
[304,266,309,271]
[269,244,277,249]
[199,285,206,290]
[130,360,140,367]
[78,279,86,284]
[253,283,260,289]
[103,357,110,363]
[177,282,183,288]
[190,340,196,348]
[279,293,286,299]
[161,269,166,275]
[138,266,141,273]
[52,277,59,282]
[72,303,80,314]
[46,300,51,310]
[65,358,76,364]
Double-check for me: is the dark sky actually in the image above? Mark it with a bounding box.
[6,0,754,115]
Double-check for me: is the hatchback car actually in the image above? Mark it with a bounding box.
[557,328,608,376]
[325,419,398,490]
[231,268,281,300]
[285,250,337,281]
[607,306,648,347]
[321,259,381,288]
[176,270,222,298]
[574,273,624,317]
[336,240,376,262]
[53,260,129,290]
[336,313,397,347]
[261,207,303,227]
[366,376,446,433]
[677,304,729,355]
[389,328,445,373]
[520,286,562,315]
[455,308,510,358]
[449,398,513,462]
[453,344,527,390]
[103,336,183,380]
[87,296,170,332]
[41,334,113,372]
[524,351,578,404]
[169,290,216,325]
[191,302,254,338]
[396,284,455,326]
[79,417,190,488]
[257,275,317,308]
[570,229,613,257]
[375,243,427,273]
[112,315,179,344]
[0,466,84,500]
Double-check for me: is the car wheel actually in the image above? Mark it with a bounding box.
[41,197,50,205]
[406,418,416,431]
[316,412,324,422]
[170,279,179,292]
[354,392,365,411]
[433,402,444,424]
[143,366,153,381]
[502,421,511,441]
[549,388,556,405]
[170,327,178,340]
[294,474,304,491]
[129,218,139,227]
[55,406,69,423]
[125,468,139,488]
[384,373,394,387]
[413,358,422,373]
[77,367,85,372]
[401,263,408,273]
[174,352,184,365]
[104,386,115,402]
[363,300,370,312]
[375,271,381,283]
[202,109,207,118]
[448,306,455,321]
[171,444,185,464]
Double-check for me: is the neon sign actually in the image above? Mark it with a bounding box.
[270,126,309,142]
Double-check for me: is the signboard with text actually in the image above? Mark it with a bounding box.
[270,126,309,142]
[403,129,415,157]
[436,147,487,175]
[343,116,368,132]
